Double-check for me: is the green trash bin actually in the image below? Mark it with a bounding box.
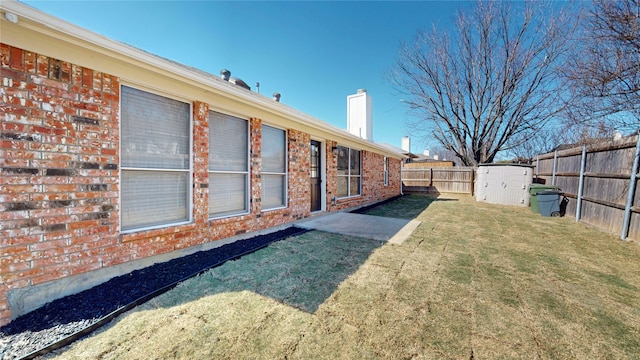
[528,184,559,213]
[536,191,563,217]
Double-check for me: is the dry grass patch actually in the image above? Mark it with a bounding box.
[49,194,640,359]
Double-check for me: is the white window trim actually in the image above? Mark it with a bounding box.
[119,84,193,234]
[337,145,362,199]
[310,138,327,213]
[261,124,288,211]
[208,112,250,219]
[384,156,389,186]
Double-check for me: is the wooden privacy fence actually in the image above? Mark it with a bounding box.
[402,166,475,194]
[534,135,640,241]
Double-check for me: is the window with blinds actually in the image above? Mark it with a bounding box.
[261,125,287,210]
[336,146,361,198]
[120,86,191,232]
[208,111,249,218]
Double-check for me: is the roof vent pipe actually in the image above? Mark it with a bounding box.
[220,69,230,81]
[272,92,281,102]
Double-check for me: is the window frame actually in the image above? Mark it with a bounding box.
[119,84,193,233]
[384,156,389,186]
[208,110,250,219]
[336,145,362,198]
[261,124,288,211]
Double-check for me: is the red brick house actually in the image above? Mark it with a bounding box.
[0,1,404,326]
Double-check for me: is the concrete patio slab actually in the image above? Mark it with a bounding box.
[296,212,420,244]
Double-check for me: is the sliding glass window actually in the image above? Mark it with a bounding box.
[209,111,249,218]
[261,125,287,210]
[120,86,191,232]
[336,146,361,198]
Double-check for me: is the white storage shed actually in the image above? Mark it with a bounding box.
[475,164,534,207]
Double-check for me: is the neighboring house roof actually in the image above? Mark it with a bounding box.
[0,0,405,159]
[411,154,447,162]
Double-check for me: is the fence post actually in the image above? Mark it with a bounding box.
[621,135,640,240]
[536,155,539,179]
[576,145,586,222]
[470,168,475,196]
[400,161,404,195]
[429,168,433,188]
[552,151,558,186]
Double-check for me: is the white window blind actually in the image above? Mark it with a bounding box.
[121,171,189,229]
[262,174,285,209]
[121,86,191,231]
[209,111,249,217]
[121,86,190,169]
[261,125,286,210]
[336,146,361,198]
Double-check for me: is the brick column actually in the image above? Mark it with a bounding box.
[325,140,338,212]
[249,118,262,214]
[192,101,209,226]
[287,129,311,219]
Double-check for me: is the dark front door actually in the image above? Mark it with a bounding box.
[310,140,321,212]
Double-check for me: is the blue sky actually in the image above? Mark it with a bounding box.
[22,0,469,154]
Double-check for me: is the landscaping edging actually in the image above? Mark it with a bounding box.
[0,227,309,360]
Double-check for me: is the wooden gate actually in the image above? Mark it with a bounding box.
[402,166,475,195]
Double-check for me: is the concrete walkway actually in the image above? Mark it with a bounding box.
[296,212,420,244]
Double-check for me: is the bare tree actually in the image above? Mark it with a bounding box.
[557,121,618,146]
[508,120,617,161]
[565,0,640,133]
[391,1,578,166]
[507,128,562,162]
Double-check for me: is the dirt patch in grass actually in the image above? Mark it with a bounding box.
[49,194,640,359]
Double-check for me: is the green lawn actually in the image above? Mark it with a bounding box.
[49,194,640,359]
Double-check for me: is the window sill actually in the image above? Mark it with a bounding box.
[209,211,251,221]
[121,220,193,238]
[337,194,362,200]
[261,205,288,212]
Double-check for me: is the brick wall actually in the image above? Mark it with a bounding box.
[286,129,310,219]
[0,44,400,326]
[325,140,339,211]
[1,44,120,326]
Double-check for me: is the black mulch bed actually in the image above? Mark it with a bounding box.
[0,226,309,360]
